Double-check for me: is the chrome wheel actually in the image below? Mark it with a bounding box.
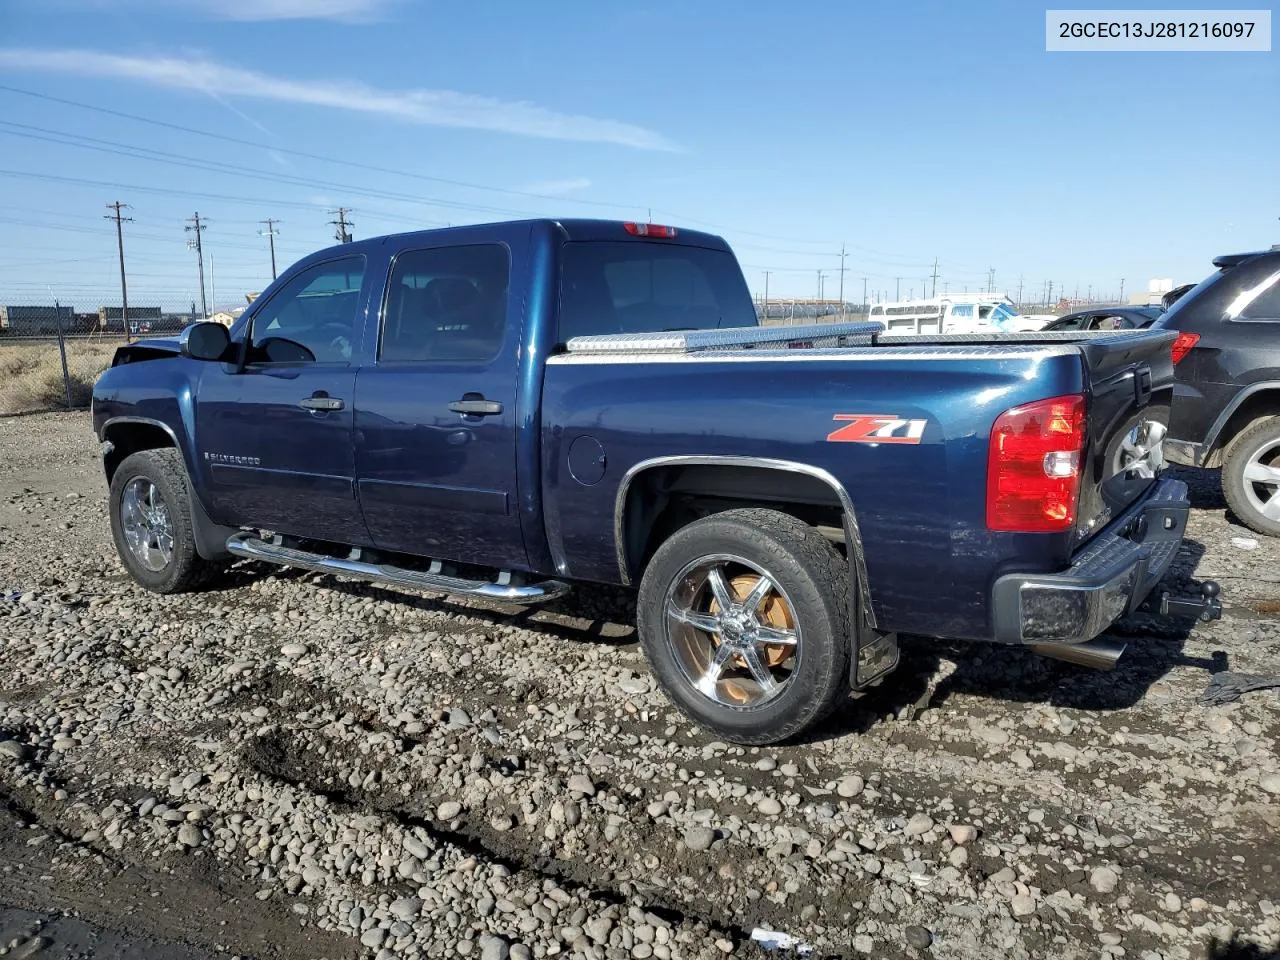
[664,555,800,708]
[1242,438,1280,522]
[119,477,174,572]
[1116,420,1166,479]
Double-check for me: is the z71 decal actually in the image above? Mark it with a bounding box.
[827,414,928,444]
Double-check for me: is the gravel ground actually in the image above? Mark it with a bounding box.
[1,411,1278,960]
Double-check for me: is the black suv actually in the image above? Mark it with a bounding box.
[1154,247,1280,535]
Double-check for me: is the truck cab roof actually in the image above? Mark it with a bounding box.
[304,218,734,264]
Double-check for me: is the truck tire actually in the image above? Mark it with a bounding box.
[636,508,852,745]
[109,449,214,593]
[1222,418,1280,538]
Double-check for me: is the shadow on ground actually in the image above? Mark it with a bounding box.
[807,536,1228,743]
[198,533,1228,748]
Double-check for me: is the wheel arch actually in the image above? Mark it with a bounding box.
[100,417,235,561]
[614,455,877,628]
[100,417,183,483]
[1201,383,1280,467]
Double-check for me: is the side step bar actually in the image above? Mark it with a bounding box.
[225,533,571,605]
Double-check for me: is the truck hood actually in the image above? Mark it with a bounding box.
[109,336,182,368]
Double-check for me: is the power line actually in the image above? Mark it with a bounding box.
[0,84,844,248]
[104,201,133,337]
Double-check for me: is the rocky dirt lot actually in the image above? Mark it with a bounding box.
[1,411,1278,960]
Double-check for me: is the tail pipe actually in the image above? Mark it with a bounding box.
[1031,636,1127,671]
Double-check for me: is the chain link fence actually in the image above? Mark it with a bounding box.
[0,300,211,416]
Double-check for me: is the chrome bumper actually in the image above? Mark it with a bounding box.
[991,478,1190,647]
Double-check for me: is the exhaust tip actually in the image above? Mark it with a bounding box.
[1030,637,1127,671]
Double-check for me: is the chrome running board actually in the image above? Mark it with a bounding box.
[225,533,570,605]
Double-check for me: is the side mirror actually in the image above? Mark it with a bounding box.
[179,321,231,362]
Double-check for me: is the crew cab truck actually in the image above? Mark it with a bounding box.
[91,219,1221,744]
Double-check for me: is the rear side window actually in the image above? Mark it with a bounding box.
[1236,269,1280,321]
[1154,269,1227,328]
[381,244,510,363]
[558,242,757,342]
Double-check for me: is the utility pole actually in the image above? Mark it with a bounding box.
[259,218,280,280]
[1047,280,1054,306]
[1016,275,1024,307]
[1119,278,1125,303]
[329,207,353,244]
[895,277,902,300]
[837,244,847,313]
[104,201,132,340]
[1087,283,1092,304]
[862,277,868,313]
[185,212,208,318]
[762,270,771,322]
[930,257,940,298]
[816,270,826,302]
[987,267,996,294]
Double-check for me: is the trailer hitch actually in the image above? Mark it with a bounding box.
[1147,580,1222,622]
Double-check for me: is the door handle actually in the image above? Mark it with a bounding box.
[299,395,344,412]
[449,398,504,417]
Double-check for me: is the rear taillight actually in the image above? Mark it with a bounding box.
[1170,331,1200,364]
[624,222,678,238]
[987,394,1087,533]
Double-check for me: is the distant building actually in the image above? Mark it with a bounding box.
[0,304,75,334]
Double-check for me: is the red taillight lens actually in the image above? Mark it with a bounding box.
[987,394,1088,533]
[624,222,678,238]
[1170,331,1200,364]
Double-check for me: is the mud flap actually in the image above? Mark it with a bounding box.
[853,629,899,688]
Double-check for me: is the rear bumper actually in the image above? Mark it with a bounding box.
[991,478,1190,646]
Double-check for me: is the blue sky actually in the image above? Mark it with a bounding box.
[0,0,1276,311]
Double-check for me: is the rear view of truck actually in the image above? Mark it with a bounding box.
[542,239,1222,743]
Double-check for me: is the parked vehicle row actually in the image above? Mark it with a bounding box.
[91,218,1222,743]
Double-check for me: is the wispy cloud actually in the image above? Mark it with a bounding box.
[0,48,677,151]
[521,177,593,196]
[192,0,392,20]
[71,0,398,22]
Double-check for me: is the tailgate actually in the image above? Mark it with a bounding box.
[1074,329,1178,541]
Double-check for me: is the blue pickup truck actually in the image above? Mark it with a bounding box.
[91,219,1220,743]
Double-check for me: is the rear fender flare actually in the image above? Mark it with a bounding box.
[1202,381,1280,461]
[613,455,877,630]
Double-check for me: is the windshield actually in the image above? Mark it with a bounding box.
[990,303,1019,327]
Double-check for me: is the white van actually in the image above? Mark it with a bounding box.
[868,294,1045,335]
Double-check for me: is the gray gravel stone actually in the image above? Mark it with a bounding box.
[0,739,32,762]
[682,826,715,852]
[437,801,462,820]
[1090,866,1119,894]
[835,775,864,798]
[567,774,596,797]
[905,925,932,949]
